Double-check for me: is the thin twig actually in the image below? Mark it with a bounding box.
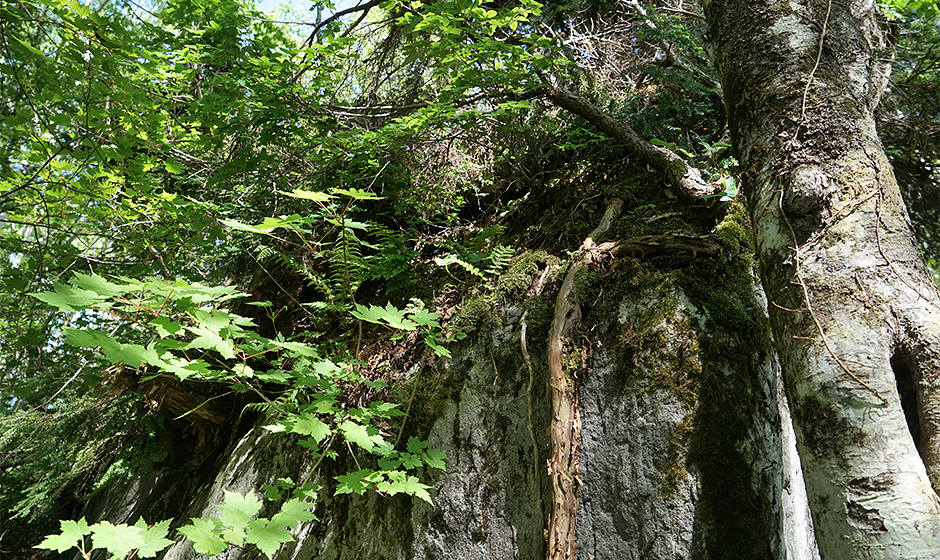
[394,360,424,447]
[798,0,833,124]
[303,0,386,47]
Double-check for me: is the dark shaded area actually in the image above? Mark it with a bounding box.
[891,351,923,459]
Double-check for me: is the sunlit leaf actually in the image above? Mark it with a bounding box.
[133,518,173,558]
[246,519,293,558]
[178,518,227,556]
[35,518,90,553]
[89,520,143,559]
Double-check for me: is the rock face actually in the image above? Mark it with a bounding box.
[85,266,818,560]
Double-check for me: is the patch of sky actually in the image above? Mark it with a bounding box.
[252,0,362,42]
[255,0,360,17]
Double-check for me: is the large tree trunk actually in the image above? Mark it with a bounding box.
[703,0,940,556]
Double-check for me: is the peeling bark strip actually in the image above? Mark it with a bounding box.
[545,271,581,560]
[703,0,940,556]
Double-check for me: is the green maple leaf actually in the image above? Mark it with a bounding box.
[282,189,334,202]
[369,401,405,418]
[63,328,120,354]
[31,282,107,311]
[221,218,274,233]
[157,354,213,381]
[190,307,234,331]
[409,308,441,328]
[350,303,386,324]
[270,498,317,529]
[217,490,262,528]
[90,520,143,559]
[164,158,185,174]
[231,362,253,378]
[377,473,433,504]
[133,518,173,558]
[246,519,293,558]
[335,469,373,496]
[423,336,452,358]
[400,453,423,469]
[256,369,291,383]
[398,477,433,504]
[64,330,160,368]
[312,359,341,376]
[171,281,248,304]
[290,413,331,443]
[35,518,90,553]
[304,395,338,414]
[406,436,430,454]
[379,302,418,330]
[221,215,303,233]
[185,324,236,359]
[325,216,369,230]
[108,342,162,368]
[333,187,381,200]
[378,455,402,470]
[71,272,139,297]
[274,340,318,356]
[350,303,418,331]
[151,317,183,337]
[339,420,383,452]
[264,484,283,501]
[424,447,447,470]
[178,517,227,556]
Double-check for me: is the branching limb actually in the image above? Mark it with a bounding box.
[542,83,715,200]
[303,0,386,47]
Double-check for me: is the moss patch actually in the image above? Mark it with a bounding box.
[451,250,564,335]
[656,417,693,496]
[713,200,753,253]
[451,297,501,332]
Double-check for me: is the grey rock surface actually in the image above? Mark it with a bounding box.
[86,281,817,560]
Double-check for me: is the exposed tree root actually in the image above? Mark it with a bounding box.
[546,199,622,560]
[545,198,721,559]
[543,84,716,201]
[520,310,545,543]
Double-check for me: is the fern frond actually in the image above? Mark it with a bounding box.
[486,244,514,276]
[302,301,352,314]
[365,224,417,293]
[242,401,271,413]
[256,245,279,263]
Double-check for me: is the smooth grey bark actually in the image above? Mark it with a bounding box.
[703,0,940,556]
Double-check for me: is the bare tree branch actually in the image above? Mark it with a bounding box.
[543,83,716,200]
[303,0,386,47]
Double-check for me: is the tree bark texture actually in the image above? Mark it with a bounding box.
[703,0,940,556]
